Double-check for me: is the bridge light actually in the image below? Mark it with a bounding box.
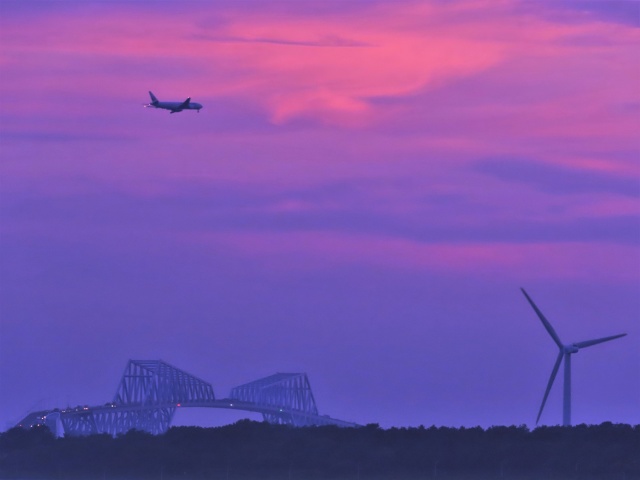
[176,403,181,407]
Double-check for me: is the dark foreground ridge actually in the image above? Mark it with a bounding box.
[1,421,638,480]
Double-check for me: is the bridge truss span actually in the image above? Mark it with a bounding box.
[114,360,216,406]
[61,405,175,436]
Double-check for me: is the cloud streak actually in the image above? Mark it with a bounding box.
[475,158,640,198]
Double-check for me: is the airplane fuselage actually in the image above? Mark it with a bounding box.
[148,101,203,113]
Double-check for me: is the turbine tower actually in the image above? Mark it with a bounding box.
[521,288,626,426]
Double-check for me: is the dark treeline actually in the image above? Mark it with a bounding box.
[1,421,638,479]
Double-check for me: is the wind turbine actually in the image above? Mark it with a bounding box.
[521,288,626,426]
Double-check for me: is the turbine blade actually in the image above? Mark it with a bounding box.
[575,333,627,349]
[521,288,563,348]
[537,351,563,424]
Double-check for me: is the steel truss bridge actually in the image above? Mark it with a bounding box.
[17,360,358,436]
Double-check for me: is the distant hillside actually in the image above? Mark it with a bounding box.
[1,420,638,479]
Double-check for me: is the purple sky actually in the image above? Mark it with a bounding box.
[0,0,638,430]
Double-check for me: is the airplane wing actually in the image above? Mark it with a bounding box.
[179,97,191,109]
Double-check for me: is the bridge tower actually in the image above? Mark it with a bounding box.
[61,360,215,435]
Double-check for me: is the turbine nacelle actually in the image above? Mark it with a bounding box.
[563,344,579,354]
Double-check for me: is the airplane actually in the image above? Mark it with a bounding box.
[144,91,203,113]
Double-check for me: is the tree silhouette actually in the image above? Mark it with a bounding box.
[1,421,638,479]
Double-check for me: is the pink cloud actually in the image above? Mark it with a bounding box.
[2,0,637,135]
[0,2,511,122]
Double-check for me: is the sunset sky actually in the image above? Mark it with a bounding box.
[1,0,638,430]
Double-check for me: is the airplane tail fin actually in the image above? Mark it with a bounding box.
[148,91,159,105]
